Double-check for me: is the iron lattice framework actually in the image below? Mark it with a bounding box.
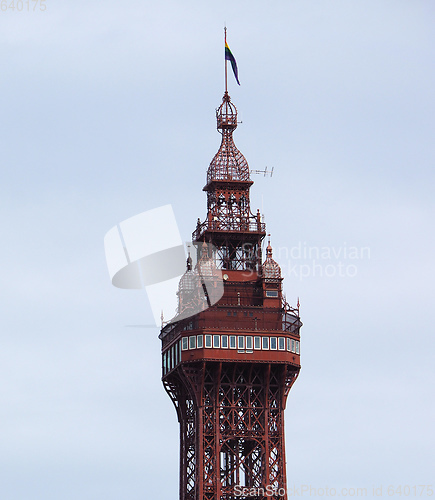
[160,91,302,500]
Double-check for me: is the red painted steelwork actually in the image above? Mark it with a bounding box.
[160,92,301,500]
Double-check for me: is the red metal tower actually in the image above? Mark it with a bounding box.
[160,90,301,500]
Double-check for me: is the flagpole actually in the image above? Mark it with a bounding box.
[224,26,228,93]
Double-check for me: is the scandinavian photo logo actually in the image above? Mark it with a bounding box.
[275,242,371,281]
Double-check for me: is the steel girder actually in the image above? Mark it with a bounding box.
[163,361,299,500]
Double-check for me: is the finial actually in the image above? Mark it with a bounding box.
[266,234,272,256]
[186,245,192,271]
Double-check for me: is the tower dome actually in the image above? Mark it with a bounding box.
[176,256,202,318]
[262,239,282,281]
[177,268,197,294]
[207,92,250,184]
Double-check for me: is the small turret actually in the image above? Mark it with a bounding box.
[263,237,282,281]
[262,236,283,306]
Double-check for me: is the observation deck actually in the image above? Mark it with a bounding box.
[160,293,301,378]
[193,217,266,240]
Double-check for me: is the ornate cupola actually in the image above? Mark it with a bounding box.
[262,237,283,306]
[263,238,282,280]
[176,243,224,321]
[177,254,201,320]
[193,92,266,272]
[207,92,250,183]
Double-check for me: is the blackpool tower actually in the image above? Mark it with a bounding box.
[159,60,302,500]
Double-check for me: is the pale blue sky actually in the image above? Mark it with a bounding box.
[1,1,434,499]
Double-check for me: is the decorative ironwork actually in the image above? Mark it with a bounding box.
[208,92,248,183]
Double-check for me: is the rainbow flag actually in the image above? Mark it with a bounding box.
[225,42,240,85]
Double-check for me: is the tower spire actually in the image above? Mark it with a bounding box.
[192,89,265,272]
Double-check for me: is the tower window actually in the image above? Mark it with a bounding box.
[221,335,228,348]
[291,339,295,353]
[254,336,261,350]
[197,335,203,349]
[287,338,291,352]
[238,336,245,350]
[262,337,269,350]
[189,336,196,350]
[213,335,220,348]
[278,337,285,351]
[270,337,277,350]
[246,336,253,350]
[266,290,278,298]
[182,337,188,351]
[296,341,300,354]
[229,336,236,349]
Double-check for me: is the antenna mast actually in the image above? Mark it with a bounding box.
[224,26,228,93]
[250,166,274,177]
